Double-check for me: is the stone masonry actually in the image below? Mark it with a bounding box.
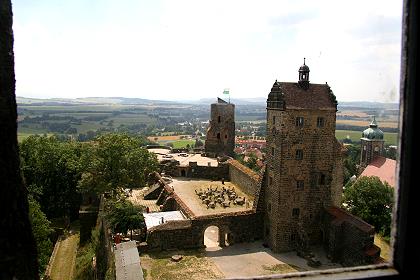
[205,98,235,157]
[144,60,379,267]
[264,61,344,252]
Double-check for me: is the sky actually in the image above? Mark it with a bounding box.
[13,0,402,102]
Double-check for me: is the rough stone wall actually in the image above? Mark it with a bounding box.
[322,208,377,266]
[205,99,235,156]
[265,107,342,252]
[146,212,263,251]
[188,162,229,180]
[79,210,99,244]
[331,140,344,207]
[146,220,196,250]
[228,159,261,197]
[161,161,229,180]
[0,1,39,278]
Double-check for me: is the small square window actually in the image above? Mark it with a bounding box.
[295,149,303,160]
[297,180,304,190]
[272,116,276,125]
[319,173,326,185]
[317,117,325,127]
[292,208,300,218]
[295,117,304,127]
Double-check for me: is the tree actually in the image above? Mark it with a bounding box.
[28,197,53,277]
[105,199,145,239]
[343,176,394,236]
[194,138,204,148]
[343,144,361,184]
[78,133,159,194]
[20,135,83,220]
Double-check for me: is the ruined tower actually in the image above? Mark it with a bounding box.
[205,98,235,157]
[264,60,343,252]
[360,117,385,167]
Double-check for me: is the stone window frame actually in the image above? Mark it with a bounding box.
[292,208,300,218]
[1,1,416,279]
[318,173,326,185]
[295,149,303,160]
[295,116,304,127]
[317,116,325,127]
[296,180,304,190]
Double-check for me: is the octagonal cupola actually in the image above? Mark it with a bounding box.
[362,116,384,140]
[298,58,310,90]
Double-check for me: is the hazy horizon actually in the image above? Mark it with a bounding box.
[14,0,402,103]
[16,95,400,105]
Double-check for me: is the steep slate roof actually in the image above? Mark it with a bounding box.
[280,82,337,110]
[360,156,396,188]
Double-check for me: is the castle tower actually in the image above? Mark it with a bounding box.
[264,60,343,252]
[360,117,385,167]
[205,98,235,157]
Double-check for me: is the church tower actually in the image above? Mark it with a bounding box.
[264,60,343,252]
[360,117,385,167]
[205,98,235,157]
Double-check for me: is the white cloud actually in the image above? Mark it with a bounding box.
[13,0,402,102]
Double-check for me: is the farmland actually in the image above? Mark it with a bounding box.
[335,130,398,146]
[16,97,400,148]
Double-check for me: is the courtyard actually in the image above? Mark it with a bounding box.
[169,178,254,216]
[140,234,342,280]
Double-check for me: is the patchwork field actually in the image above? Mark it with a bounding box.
[335,130,398,146]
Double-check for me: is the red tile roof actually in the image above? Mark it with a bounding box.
[326,206,375,233]
[360,157,397,188]
[280,82,337,110]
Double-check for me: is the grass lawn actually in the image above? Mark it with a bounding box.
[335,130,398,146]
[49,230,79,280]
[171,139,195,149]
[140,250,223,280]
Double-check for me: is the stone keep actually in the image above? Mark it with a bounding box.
[264,60,343,252]
[360,117,385,167]
[205,98,235,157]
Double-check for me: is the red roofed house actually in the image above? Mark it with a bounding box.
[359,118,397,188]
[359,156,396,188]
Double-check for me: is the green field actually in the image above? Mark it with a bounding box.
[155,139,196,149]
[335,130,398,146]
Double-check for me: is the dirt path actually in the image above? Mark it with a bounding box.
[49,231,79,280]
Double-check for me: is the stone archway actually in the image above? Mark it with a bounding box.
[204,226,219,248]
[203,225,231,249]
